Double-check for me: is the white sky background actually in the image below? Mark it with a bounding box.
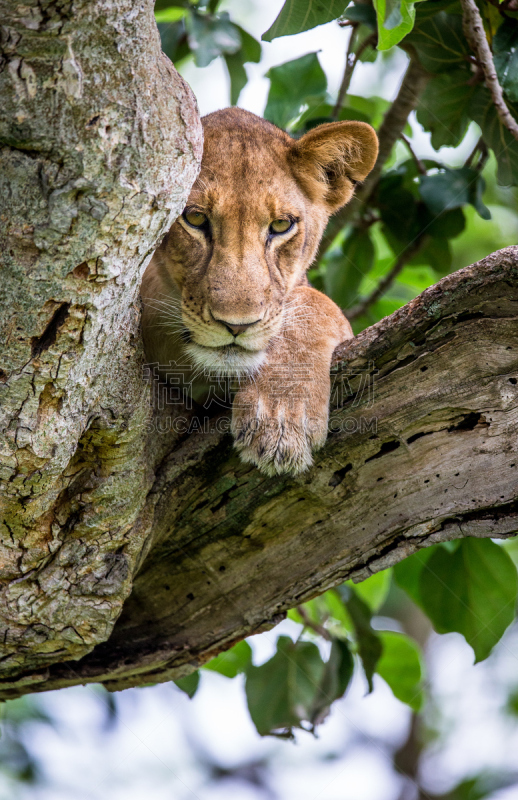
[2,4,518,799]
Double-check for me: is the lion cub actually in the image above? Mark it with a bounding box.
[142,108,378,475]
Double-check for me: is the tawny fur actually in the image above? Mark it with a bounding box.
[141,108,378,475]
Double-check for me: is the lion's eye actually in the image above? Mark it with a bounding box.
[183,210,208,228]
[269,218,293,235]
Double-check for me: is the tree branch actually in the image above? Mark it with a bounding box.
[460,0,518,142]
[2,246,517,699]
[296,606,332,641]
[400,134,426,175]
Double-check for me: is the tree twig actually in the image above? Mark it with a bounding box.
[460,0,518,142]
[464,135,489,171]
[296,605,332,640]
[333,29,377,119]
[347,235,427,321]
[333,25,358,120]
[400,133,426,174]
[317,58,430,261]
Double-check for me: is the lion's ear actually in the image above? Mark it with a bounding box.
[290,121,378,212]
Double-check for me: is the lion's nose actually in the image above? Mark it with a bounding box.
[212,314,263,336]
[221,320,260,336]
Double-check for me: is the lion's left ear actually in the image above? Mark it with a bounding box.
[290,121,378,212]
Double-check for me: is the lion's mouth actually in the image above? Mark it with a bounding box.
[184,340,266,378]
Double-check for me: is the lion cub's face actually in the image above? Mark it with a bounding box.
[154,108,377,377]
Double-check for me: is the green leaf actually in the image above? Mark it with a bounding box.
[155,6,188,23]
[412,235,452,275]
[338,586,382,691]
[376,631,424,711]
[493,18,518,103]
[404,10,470,73]
[245,636,325,736]
[377,171,419,246]
[223,26,261,105]
[262,0,348,42]
[397,540,518,662]
[374,0,420,51]
[419,168,491,220]
[420,539,518,662]
[264,53,327,130]
[393,546,435,604]
[158,20,191,64]
[174,670,200,698]
[426,207,466,240]
[469,86,518,186]
[293,101,371,134]
[186,11,241,68]
[347,569,392,612]
[324,228,375,309]
[355,25,378,62]
[203,640,252,678]
[342,3,377,29]
[309,638,354,725]
[224,53,247,106]
[416,69,475,149]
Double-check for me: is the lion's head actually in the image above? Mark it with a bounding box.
[143,108,377,377]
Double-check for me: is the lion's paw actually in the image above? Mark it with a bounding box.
[231,400,328,476]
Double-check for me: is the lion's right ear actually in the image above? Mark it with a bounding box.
[290,121,378,212]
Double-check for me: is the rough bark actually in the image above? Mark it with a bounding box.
[0,0,202,678]
[1,244,517,698]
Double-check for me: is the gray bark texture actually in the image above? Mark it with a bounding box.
[0,0,202,682]
[0,2,517,703]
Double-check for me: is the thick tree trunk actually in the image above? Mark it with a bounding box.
[0,0,201,680]
[1,1,517,703]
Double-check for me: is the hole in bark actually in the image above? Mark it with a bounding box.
[509,378,517,385]
[31,303,70,358]
[420,366,428,372]
[424,479,430,483]
[407,431,432,444]
[448,412,485,432]
[211,488,232,512]
[328,463,352,486]
[72,262,89,279]
[165,584,170,591]
[365,440,400,462]
[219,565,226,572]
[377,477,383,482]
[86,115,100,127]
[187,593,194,601]
[456,310,484,322]
[0,370,7,383]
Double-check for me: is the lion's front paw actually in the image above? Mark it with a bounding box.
[231,393,328,476]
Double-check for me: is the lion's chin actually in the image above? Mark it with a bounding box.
[185,342,266,378]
